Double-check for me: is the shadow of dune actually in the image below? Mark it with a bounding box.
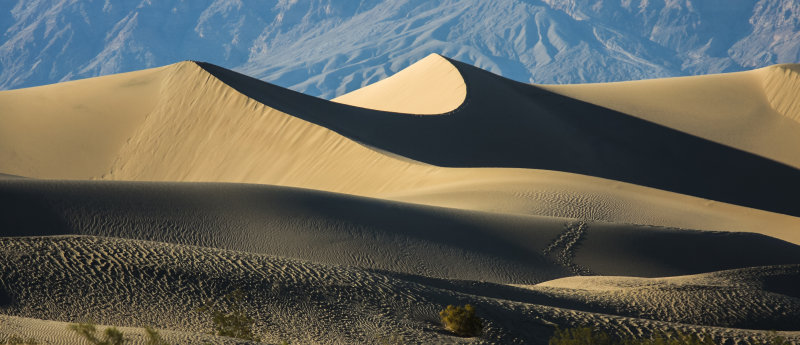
[0,180,798,282]
[198,59,800,217]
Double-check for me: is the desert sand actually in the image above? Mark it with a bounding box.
[0,54,798,344]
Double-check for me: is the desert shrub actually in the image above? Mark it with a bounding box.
[439,304,483,337]
[196,289,260,341]
[69,322,125,345]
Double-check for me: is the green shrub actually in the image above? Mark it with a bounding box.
[196,289,260,341]
[439,304,483,337]
[68,322,125,345]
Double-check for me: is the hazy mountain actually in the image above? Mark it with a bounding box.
[1,0,798,98]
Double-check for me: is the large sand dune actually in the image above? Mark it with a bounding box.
[0,54,798,344]
[0,55,797,242]
[540,64,800,169]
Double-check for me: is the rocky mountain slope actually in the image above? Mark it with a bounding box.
[1,0,798,98]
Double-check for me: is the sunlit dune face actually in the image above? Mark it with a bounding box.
[332,54,466,115]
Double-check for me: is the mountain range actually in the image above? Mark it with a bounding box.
[2,0,799,98]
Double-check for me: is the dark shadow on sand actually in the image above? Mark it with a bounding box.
[197,59,800,217]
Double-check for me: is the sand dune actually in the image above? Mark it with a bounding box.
[0,57,797,243]
[0,66,168,179]
[199,58,800,217]
[1,236,797,345]
[540,64,800,169]
[0,54,798,344]
[331,54,466,114]
[2,180,798,283]
[528,265,800,331]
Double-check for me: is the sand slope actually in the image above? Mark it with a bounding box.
[527,265,800,330]
[0,56,797,243]
[0,66,168,179]
[198,58,800,217]
[0,55,799,344]
[332,54,467,114]
[1,180,798,283]
[540,64,800,170]
[1,236,797,345]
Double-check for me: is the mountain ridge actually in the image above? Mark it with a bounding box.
[2,0,798,98]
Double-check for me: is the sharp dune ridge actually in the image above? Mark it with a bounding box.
[1,55,798,242]
[197,56,800,217]
[0,54,799,344]
[331,54,467,115]
[540,63,800,168]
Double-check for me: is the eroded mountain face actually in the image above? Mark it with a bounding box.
[1,0,799,98]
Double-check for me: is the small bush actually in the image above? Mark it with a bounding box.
[439,304,483,337]
[68,322,125,345]
[196,289,260,341]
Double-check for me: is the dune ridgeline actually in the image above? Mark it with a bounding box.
[0,54,798,344]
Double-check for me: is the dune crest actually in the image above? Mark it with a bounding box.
[0,53,799,344]
[539,66,800,169]
[761,64,800,123]
[0,59,797,243]
[0,66,169,178]
[331,54,466,114]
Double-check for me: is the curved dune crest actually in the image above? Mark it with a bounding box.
[538,65,800,169]
[331,54,466,114]
[110,62,800,242]
[0,59,798,244]
[194,59,800,220]
[0,54,799,345]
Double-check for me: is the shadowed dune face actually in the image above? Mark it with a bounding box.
[540,65,800,169]
[0,236,798,344]
[1,55,800,344]
[0,180,798,282]
[0,57,798,245]
[197,58,800,218]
